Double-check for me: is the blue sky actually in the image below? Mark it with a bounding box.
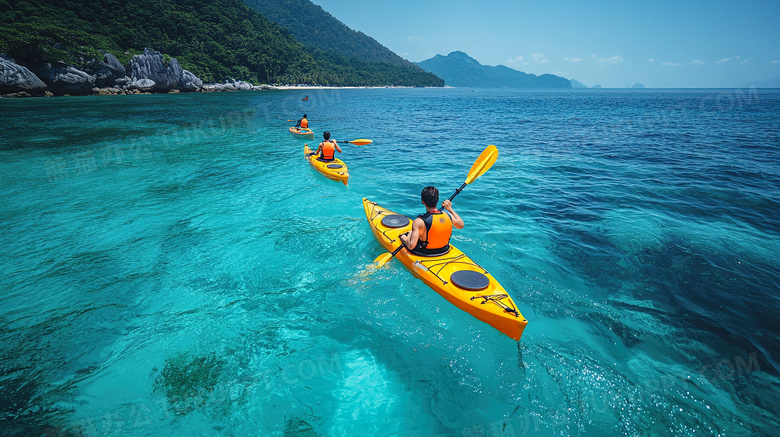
[311,0,780,88]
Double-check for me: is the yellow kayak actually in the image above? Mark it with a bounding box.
[304,144,349,185]
[363,198,527,340]
[289,126,314,139]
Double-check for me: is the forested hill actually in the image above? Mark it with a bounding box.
[0,0,443,86]
[244,0,407,66]
[242,0,442,85]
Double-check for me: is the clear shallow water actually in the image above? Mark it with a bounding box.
[1,88,779,436]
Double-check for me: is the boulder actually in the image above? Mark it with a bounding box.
[92,87,122,95]
[178,69,203,92]
[90,66,116,87]
[77,52,128,88]
[202,83,227,92]
[115,76,132,88]
[234,80,252,91]
[36,64,95,95]
[0,54,47,95]
[133,78,155,91]
[129,48,183,92]
[103,52,126,77]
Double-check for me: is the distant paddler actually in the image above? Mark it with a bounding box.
[295,114,309,129]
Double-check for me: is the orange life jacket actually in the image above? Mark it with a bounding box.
[300,118,309,129]
[419,210,453,250]
[320,140,336,160]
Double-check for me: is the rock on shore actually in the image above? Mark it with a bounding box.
[36,64,96,95]
[0,54,48,95]
[0,48,272,97]
[129,48,183,93]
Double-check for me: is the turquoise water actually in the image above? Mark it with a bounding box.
[1,88,779,436]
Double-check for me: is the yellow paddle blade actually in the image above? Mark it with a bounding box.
[357,261,382,278]
[349,139,373,146]
[373,252,394,267]
[465,145,498,185]
[356,252,394,277]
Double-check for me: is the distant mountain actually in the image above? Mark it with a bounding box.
[570,79,588,89]
[243,0,442,86]
[631,83,646,89]
[416,51,571,89]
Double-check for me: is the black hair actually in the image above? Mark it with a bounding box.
[420,186,439,208]
[323,131,331,140]
[303,114,307,118]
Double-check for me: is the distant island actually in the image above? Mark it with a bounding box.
[416,51,572,89]
[570,79,589,89]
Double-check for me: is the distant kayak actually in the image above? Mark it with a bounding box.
[363,198,527,340]
[304,144,348,185]
[289,126,314,139]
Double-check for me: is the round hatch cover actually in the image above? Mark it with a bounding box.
[326,164,343,169]
[450,270,490,291]
[381,214,409,228]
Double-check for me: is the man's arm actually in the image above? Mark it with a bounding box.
[442,200,464,229]
[401,219,423,249]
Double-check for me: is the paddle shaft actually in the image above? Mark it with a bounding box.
[390,244,406,257]
[337,139,373,145]
[442,182,467,210]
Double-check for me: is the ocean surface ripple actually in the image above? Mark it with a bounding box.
[1,88,778,436]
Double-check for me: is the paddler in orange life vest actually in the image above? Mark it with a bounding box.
[315,131,342,161]
[295,114,309,131]
[400,186,465,256]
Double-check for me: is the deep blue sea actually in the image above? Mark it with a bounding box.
[1,87,779,436]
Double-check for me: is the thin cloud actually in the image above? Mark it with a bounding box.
[507,56,530,66]
[598,55,623,64]
[772,60,780,64]
[715,58,731,64]
[406,36,425,44]
[564,57,583,63]
[661,62,683,67]
[532,53,549,64]
[648,58,655,63]
[690,59,705,66]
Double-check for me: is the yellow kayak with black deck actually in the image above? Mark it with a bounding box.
[363,197,528,340]
[304,144,349,185]
[290,126,314,139]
